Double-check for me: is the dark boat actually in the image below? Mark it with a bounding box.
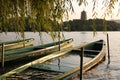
[0,40,106,80]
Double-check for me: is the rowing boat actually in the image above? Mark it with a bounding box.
[0,38,73,63]
[54,39,106,80]
[0,40,106,80]
[0,38,34,51]
[0,42,73,79]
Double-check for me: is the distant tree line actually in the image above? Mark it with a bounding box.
[62,19,120,31]
[2,18,120,32]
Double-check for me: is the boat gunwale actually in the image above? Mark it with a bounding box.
[0,38,34,45]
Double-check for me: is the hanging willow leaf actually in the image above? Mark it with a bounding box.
[0,0,120,39]
[0,0,73,40]
[92,19,97,36]
[103,19,107,32]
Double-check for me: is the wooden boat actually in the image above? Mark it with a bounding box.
[0,38,34,51]
[0,38,73,63]
[0,44,73,79]
[53,39,106,80]
[0,40,106,80]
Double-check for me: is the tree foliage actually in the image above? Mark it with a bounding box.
[0,0,73,39]
[0,0,120,38]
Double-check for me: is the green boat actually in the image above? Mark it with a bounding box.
[0,40,106,80]
[0,38,34,51]
[0,38,73,63]
[54,40,106,80]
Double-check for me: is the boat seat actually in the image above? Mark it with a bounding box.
[72,49,100,53]
[84,49,100,53]
[95,42,102,44]
[30,63,73,73]
[33,47,44,50]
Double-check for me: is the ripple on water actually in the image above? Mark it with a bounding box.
[83,61,120,80]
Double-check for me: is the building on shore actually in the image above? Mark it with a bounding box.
[81,10,87,20]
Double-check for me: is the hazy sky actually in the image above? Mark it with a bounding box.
[68,0,120,20]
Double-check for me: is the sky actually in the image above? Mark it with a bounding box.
[67,0,120,21]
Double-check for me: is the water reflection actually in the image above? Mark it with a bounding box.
[105,65,111,80]
[58,57,61,70]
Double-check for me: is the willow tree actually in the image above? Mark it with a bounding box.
[0,0,72,39]
[0,0,120,39]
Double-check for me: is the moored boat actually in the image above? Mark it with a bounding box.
[54,40,106,80]
[0,46,73,79]
[0,38,34,51]
[0,39,106,80]
[0,38,73,63]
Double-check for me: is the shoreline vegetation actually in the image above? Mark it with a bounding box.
[63,19,120,31]
[1,19,120,32]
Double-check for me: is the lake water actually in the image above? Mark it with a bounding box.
[0,31,120,80]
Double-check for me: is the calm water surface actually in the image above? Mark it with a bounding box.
[0,31,120,80]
